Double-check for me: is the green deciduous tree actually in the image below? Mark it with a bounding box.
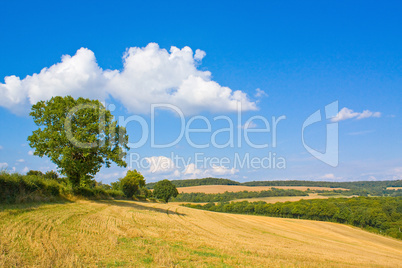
[153,179,179,203]
[120,170,145,198]
[44,170,59,180]
[26,170,44,177]
[28,96,129,188]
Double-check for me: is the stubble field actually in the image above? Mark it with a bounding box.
[0,200,401,267]
[176,185,348,194]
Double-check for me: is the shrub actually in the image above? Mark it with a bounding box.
[0,171,133,203]
[0,171,64,203]
[138,186,152,198]
[72,186,113,199]
[120,170,145,198]
[72,186,95,197]
[148,197,157,202]
[44,170,59,180]
[26,170,44,177]
[105,189,125,198]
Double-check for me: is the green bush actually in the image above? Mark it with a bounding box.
[26,170,44,177]
[72,186,115,199]
[0,171,64,203]
[44,170,59,180]
[72,186,95,197]
[105,189,125,198]
[138,186,152,198]
[136,195,147,201]
[0,171,140,203]
[148,197,157,202]
[119,170,145,198]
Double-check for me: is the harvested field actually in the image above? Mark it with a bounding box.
[387,187,402,190]
[231,193,334,203]
[171,193,352,205]
[176,185,348,194]
[0,200,400,267]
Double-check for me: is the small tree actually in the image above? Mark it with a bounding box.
[28,96,129,188]
[26,170,44,177]
[44,170,59,180]
[153,179,178,203]
[111,181,121,191]
[120,170,145,198]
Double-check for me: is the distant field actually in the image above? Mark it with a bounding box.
[232,193,334,203]
[0,200,401,267]
[387,187,402,190]
[172,194,352,205]
[177,185,348,194]
[171,194,333,206]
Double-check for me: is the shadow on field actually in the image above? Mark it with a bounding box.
[0,199,72,213]
[95,200,187,216]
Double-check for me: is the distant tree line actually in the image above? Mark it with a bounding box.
[172,188,308,202]
[243,180,402,197]
[146,177,402,197]
[242,180,402,188]
[146,177,240,189]
[314,189,402,197]
[183,196,402,240]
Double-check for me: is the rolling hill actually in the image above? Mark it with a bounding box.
[1,200,401,267]
[175,185,348,194]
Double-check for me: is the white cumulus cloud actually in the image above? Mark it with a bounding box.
[0,43,257,115]
[0,48,108,115]
[331,107,381,122]
[254,88,268,98]
[140,155,239,181]
[208,165,238,176]
[183,163,238,176]
[183,163,203,175]
[145,156,175,173]
[0,163,8,169]
[194,49,206,61]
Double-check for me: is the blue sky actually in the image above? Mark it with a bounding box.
[0,0,401,183]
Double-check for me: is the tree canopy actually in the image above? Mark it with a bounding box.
[146,177,240,189]
[120,170,146,198]
[28,96,129,187]
[153,179,179,203]
[172,188,308,202]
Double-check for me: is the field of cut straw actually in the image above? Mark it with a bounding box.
[0,200,401,267]
[176,185,348,194]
